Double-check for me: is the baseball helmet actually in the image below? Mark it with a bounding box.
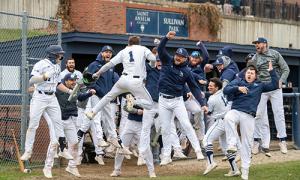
[46,45,65,55]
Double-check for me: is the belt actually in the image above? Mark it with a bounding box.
[38,91,54,95]
[247,112,256,117]
[122,73,140,78]
[159,93,176,99]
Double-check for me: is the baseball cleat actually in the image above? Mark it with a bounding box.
[137,156,146,166]
[196,150,205,160]
[160,156,172,166]
[252,141,260,155]
[262,148,272,157]
[279,141,288,154]
[224,169,241,177]
[20,151,32,161]
[110,170,121,177]
[131,148,139,158]
[124,154,131,159]
[241,168,249,180]
[117,147,133,155]
[65,166,81,177]
[149,171,157,178]
[58,149,74,160]
[98,139,109,147]
[76,156,83,165]
[85,111,96,120]
[203,162,218,175]
[173,150,187,159]
[43,167,53,178]
[107,138,121,148]
[95,155,105,165]
[227,147,237,154]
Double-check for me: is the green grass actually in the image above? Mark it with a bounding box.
[0,161,299,180]
[0,29,49,42]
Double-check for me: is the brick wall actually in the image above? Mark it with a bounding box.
[70,0,217,41]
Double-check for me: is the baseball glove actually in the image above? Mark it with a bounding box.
[82,69,96,86]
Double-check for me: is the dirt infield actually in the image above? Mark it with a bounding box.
[25,149,300,180]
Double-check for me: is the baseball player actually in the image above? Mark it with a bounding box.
[43,73,81,178]
[251,37,290,156]
[21,45,73,161]
[157,31,207,165]
[84,46,121,148]
[85,36,156,120]
[111,104,157,178]
[202,78,239,176]
[223,62,278,180]
[59,57,83,80]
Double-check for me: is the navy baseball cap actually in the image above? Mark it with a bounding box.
[175,48,188,58]
[156,56,160,61]
[101,45,114,53]
[64,73,77,81]
[213,57,225,65]
[216,46,232,58]
[252,37,268,44]
[191,51,201,58]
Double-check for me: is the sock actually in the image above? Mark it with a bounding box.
[205,144,214,164]
[77,129,85,142]
[58,137,66,152]
[254,138,261,142]
[279,137,286,142]
[227,152,238,172]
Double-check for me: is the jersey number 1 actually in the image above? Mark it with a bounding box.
[129,51,135,62]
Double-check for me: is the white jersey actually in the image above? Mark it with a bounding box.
[59,68,83,82]
[31,58,61,92]
[207,90,230,120]
[110,45,156,79]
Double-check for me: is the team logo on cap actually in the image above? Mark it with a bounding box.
[178,49,183,54]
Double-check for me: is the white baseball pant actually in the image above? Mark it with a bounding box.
[45,116,79,168]
[92,76,153,113]
[224,110,255,169]
[254,89,286,148]
[25,91,64,152]
[159,95,201,158]
[203,118,227,151]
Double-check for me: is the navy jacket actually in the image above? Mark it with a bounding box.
[157,36,205,106]
[146,64,160,102]
[223,69,279,115]
[220,61,239,82]
[87,54,119,98]
[188,42,209,81]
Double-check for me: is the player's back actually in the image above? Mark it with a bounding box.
[119,45,150,79]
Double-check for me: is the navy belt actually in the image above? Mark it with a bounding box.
[160,93,176,99]
[122,73,140,78]
[38,91,54,95]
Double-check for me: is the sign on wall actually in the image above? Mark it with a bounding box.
[126,8,188,37]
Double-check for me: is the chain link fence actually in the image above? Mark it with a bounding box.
[0,11,61,171]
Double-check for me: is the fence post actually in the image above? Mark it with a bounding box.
[293,95,300,149]
[21,11,28,155]
[57,18,62,46]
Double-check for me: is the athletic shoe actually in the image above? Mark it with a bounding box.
[95,155,105,165]
[137,156,146,166]
[203,162,218,175]
[65,166,81,177]
[58,149,73,160]
[131,148,139,158]
[20,151,32,161]
[117,147,133,155]
[252,141,260,155]
[149,171,157,178]
[241,168,249,180]
[160,156,172,166]
[196,150,204,160]
[261,148,272,157]
[279,141,288,154]
[227,147,237,154]
[173,150,187,159]
[43,167,53,178]
[110,170,121,177]
[98,139,109,147]
[85,111,96,120]
[224,169,241,177]
[76,156,83,165]
[107,138,121,148]
[105,152,115,159]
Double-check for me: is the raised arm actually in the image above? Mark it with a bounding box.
[157,31,174,65]
[262,61,279,92]
[196,41,209,68]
